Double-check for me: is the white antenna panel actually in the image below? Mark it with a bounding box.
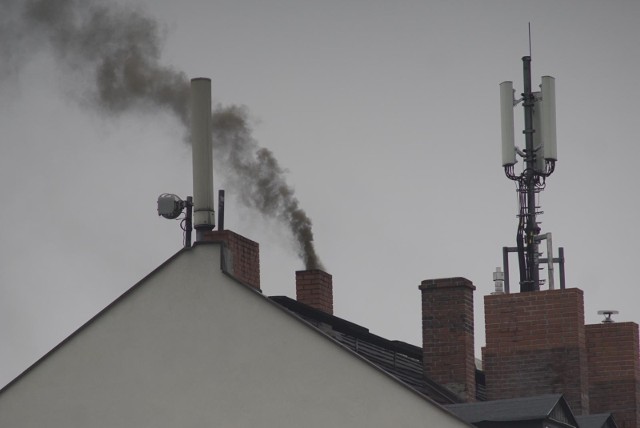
[541,76,557,161]
[500,81,516,166]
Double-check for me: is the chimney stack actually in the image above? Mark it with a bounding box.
[419,277,476,401]
[203,230,260,291]
[586,321,640,427]
[191,78,215,240]
[296,270,333,314]
[483,288,589,414]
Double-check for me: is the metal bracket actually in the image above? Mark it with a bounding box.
[502,245,565,293]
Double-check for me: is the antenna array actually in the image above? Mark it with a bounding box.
[499,56,561,292]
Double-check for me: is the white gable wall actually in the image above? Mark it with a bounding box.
[0,243,468,427]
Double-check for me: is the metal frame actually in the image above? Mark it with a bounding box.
[502,245,565,293]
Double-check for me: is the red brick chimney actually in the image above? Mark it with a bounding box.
[586,321,640,428]
[296,270,333,314]
[419,277,476,402]
[483,288,589,414]
[202,230,260,291]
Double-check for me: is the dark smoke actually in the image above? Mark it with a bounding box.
[20,0,190,123]
[2,0,323,270]
[212,107,324,270]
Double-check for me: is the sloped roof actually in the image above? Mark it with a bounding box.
[0,243,472,427]
[446,394,578,427]
[576,413,618,428]
[270,295,463,404]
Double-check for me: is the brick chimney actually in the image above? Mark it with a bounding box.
[419,277,476,402]
[296,270,333,314]
[202,230,260,291]
[483,288,589,414]
[586,321,640,428]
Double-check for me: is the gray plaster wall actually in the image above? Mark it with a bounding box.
[0,243,469,427]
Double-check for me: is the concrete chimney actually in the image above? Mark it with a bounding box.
[296,270,333,314]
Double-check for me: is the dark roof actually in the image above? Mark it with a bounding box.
[269,295,463,404]
[446,394,578,427]
[576,413,618,428]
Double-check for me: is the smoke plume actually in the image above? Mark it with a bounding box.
[211,107,324,270]
[2,0,323,270]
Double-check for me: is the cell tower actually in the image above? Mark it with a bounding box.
[499,55,565,293]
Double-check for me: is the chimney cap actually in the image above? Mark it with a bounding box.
[419,277,475,290]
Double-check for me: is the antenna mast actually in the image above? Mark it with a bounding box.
[499,53,559,292]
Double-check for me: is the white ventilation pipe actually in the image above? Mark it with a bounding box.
[191,78,215,238]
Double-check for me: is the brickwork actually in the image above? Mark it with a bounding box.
[296,270,333,314]
[483,288,589,414]
[419,277,476,402]
[202,230,261,291]
[586,322,640,428]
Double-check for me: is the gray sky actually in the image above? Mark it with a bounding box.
[1,0,639,388]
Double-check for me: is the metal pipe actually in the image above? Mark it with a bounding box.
[217,189,225,231]
[185,196,193,248]
[546,233,554,289]
[535,233,555,290]
[522,56,539,292]
[559,247,566,289]
[191,78,215,240]
[503,246,511,294]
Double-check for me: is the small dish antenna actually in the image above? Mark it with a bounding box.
[157,193,187,219]
[597,310,619,323]
[157,193,193,247]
